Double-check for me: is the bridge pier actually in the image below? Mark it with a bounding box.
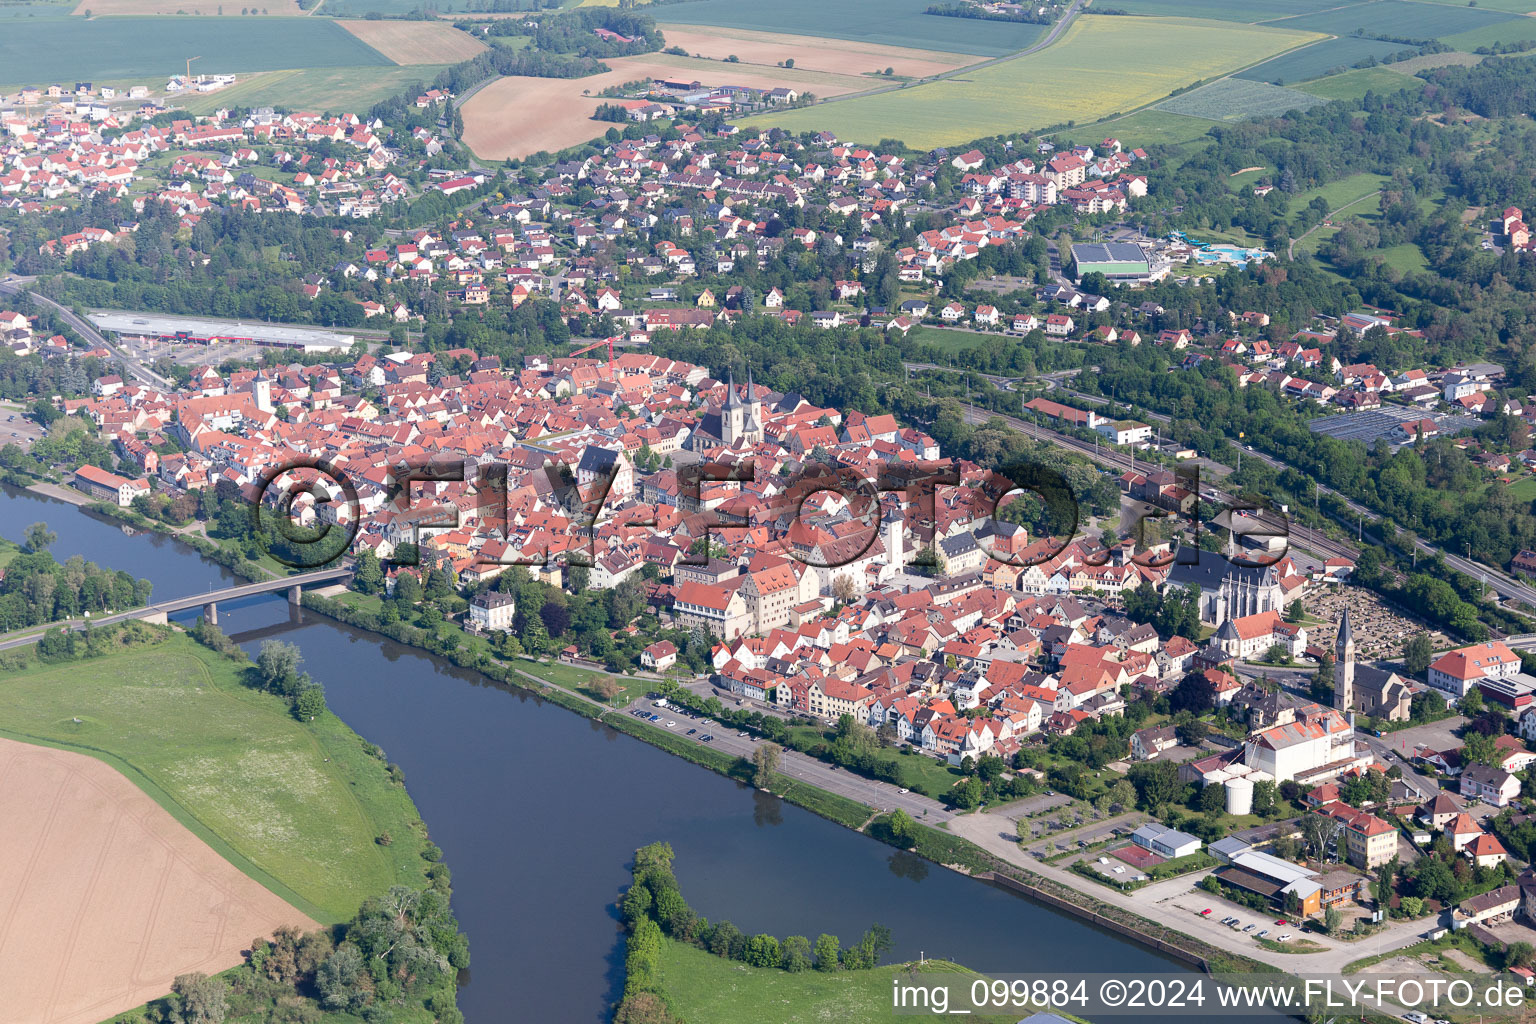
[288,585,302,607]
[203,602,218,626]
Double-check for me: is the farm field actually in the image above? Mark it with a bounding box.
[1267,0,1525,41]
[1415,0,1536,11]
[1083,0,1343,21]
[167,64,450,114]
[0,0,74,16]
[339,18,486,64]
[1387,50,1486,73]
[1053,108,1217,150]
[462,53,872,159]
[72,0,302,13]
[747,15,1322,150]
[655,0,1032,57]
[1295,65,1421,99]
[1157,78,1325,121]
[0,17,391,86]
[1235,36,1406,84]
[1442,17,1536,51]
[0,736,319,1024]
[655,25,979,80]
[0,636,431,924]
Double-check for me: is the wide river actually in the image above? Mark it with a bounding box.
[2,485,1223,1023]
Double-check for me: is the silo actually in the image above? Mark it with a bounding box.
[1225,776,1254,815]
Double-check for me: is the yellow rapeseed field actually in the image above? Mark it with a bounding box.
[748,15,1322,148]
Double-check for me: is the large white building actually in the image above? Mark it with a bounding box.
[1243,703,1359,783]
[468,590,516,632]
[1428,641,1520,698]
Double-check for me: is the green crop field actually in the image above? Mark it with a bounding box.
[1442,18,1536,52]
[1090,0,1342,23]
[1416,0,1536,11]
[0,17,390,87]
[749,15,1320,149]
[1266,0,1522,41]
[1158,77,1326,120]
[655,942,1024,1024]
[169,64,450,114]
[1236,36,1406,84]
[654,0,1039,57]
[1055,108,1217,150]
[0,635,430,923]
[1295,65,1422,100]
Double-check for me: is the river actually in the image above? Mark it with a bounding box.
[2,485,1214,1023]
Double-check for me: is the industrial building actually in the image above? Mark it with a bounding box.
[89,312,356,353]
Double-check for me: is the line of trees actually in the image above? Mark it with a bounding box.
[615,841,892,1023]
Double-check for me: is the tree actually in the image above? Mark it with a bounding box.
[256,639,302,693]
[886,808,916,847]
[1311,650,1335,704]
[752,742,781,789]
[354,549,384,594]
[23,521,55,553]
[1253,779,1278,816]
[1129,760,1180,809]
[1199,781,1225,814]
[1403,633,1433,676]
[781,935,812,972]
[1324,906,1342,934]
[1459,687,1484,717]
[1285,599,1304,622]
[1170,672,1216,714]
[169,972,228,1024]
[1175,718,1208,746]
[744,934,781,967]
[813,933,840,971]
[1399,895,1424,918]
[294,684,327,721]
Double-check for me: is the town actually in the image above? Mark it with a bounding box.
[8,18,1536,1024]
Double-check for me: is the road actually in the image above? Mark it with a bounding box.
[945,811,1448,975]
[628,696,954,822]
[1288,190,1385,261]
[0,276,173,389]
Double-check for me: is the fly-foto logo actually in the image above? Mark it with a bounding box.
[247,452,1290,575]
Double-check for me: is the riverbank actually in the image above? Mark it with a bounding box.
[0,631,435,922]
[297,589,1289,982]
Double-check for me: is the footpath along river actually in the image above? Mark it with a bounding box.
[1,484,1244,1023]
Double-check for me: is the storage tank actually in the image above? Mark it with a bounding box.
[1225,776,1254,815]
[1205,768,1232,786]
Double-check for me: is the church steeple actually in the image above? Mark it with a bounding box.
[1334,607,1355,715]
[722,368,744,445]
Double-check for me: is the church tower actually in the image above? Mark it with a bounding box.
[742,366,763,445]
[721,368,744,446]
[1334,606,1355,714]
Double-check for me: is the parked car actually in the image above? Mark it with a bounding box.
[1277,933,1291,942]
[1256,929,1268,939]
[1243,924,1256,933]
[1200,909,1212,916]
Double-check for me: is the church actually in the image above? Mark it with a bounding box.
[1333,608,1412,722]
[1166,547,1285,625]
[686,368,764,450]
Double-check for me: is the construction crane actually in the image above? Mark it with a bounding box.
[185,55,201,88]
[568,336,617,380]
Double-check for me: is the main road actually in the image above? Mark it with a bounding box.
[0,276,173,389]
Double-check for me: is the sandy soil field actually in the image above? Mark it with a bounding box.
[0,737,318,1024]
[340,19,487,65]
[657,25,979,80]
[74,0,302,14]
[462,53,869,160]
